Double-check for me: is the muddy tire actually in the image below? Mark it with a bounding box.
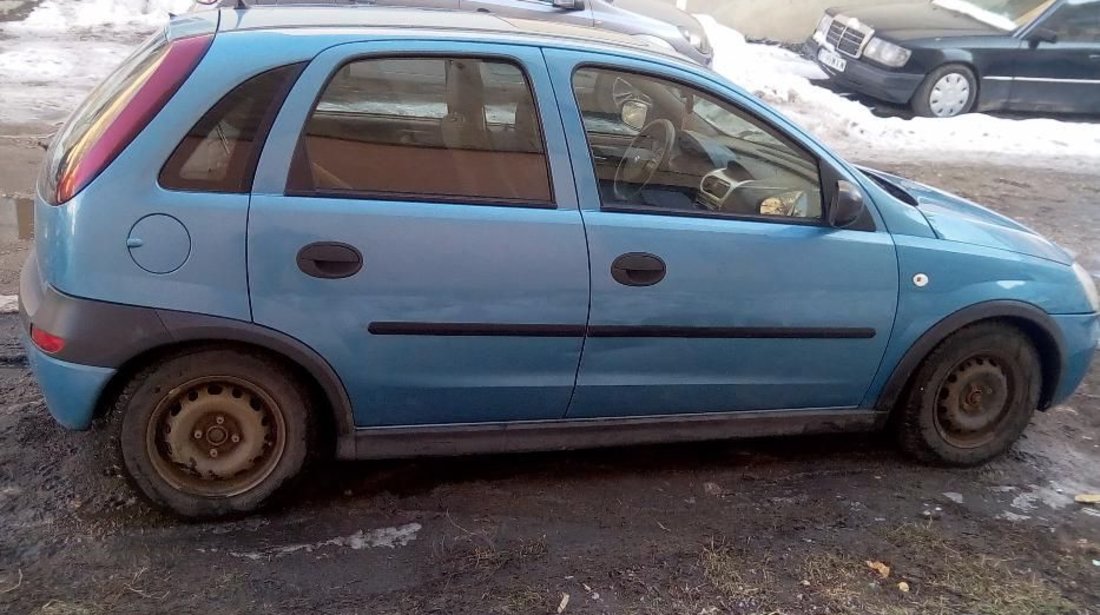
[114,348,313,519]
[895,322,1041,466]
[911,64,977,118]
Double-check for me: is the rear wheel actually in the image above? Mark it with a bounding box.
[115,348,313,518]
[895,322,1041,466]
[911,64,977,118]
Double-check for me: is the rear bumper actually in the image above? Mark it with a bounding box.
[803,39,924,105]
[22,333,114,430]
[1050,312,1099,407]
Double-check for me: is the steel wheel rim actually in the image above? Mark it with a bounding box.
[929,73,971,117]
[146,376,286,498]
[933,355,1012,449]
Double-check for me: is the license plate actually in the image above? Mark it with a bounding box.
[818,48,847,72]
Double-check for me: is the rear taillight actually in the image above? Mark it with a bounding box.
[52,34,213,205]
[30,325,65,354]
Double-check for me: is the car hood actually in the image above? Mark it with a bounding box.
[863,168,1073,265]
[831,1,1005,41]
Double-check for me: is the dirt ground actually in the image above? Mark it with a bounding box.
[0,129,1099,614]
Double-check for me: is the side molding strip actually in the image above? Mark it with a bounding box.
[368,322,876,339]
[343,407,884,460]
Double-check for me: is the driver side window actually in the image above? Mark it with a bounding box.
[571,67,824,222]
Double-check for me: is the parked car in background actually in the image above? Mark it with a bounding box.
[805,0,1100,117]
[23,6,1099,518]
[207,0,714,65]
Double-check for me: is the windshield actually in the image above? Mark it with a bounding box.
[932,0,1056,29]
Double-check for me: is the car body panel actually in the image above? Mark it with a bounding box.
[542,48,900,417]
[249,39,590,427]
[861,168,1073,264]
[33,29,321,321]
[20,9,1099,460]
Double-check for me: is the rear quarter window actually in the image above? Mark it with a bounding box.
[160,64,305,193]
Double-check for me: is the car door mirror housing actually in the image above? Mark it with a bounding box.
[552,0,586,10]
[1027,27,1058,47]
[829,180,866,228]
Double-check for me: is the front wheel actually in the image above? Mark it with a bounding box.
[911,64,977,118]
[115,348,314,518]
[895,322,1041,466]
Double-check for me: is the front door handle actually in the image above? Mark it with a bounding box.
[297,242,363,279]
[1090,53,1100,61]
[611,252,666,287]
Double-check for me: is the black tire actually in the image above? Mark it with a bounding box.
[114,348,314,518]
[911,64,978,118]
[895,322,1041,466]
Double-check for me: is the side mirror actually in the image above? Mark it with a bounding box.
[1027,27,1058,47]
[620,99,651,131]
[552,0,586,9]
[829,180,865,228]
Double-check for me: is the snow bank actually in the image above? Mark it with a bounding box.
[699,15,1100,167]
[17,0,191,30]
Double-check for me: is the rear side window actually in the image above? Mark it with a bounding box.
[161,64,304,193]
[287,56,553,206]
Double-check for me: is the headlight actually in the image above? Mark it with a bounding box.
[1073,263,1100,312]
[815,14,833,36]
[863,37,911,67]
[634,34,676,51]
[679,26,711,54]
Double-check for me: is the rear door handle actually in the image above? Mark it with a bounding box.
[611,252,666,287]
[297,242,363,279]
[1090,54,1100,61]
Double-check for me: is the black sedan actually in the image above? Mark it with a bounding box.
[804,0,1100,117]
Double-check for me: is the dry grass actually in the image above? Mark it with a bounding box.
[882,522,1076,615]
[691,522,1078,615]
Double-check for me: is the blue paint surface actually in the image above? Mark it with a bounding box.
[23,334,115,430]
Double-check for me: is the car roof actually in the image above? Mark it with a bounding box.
[211,6,687,63]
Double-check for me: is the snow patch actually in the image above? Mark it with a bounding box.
[229,523,422,560]
[0,296,17,314]
[16,0,191,31]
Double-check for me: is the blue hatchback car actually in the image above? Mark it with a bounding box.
[21,6,1099,517]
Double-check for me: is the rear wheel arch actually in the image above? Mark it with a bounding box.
[96,334,352,458]
[876,301,1063,414]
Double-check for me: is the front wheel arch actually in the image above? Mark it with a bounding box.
[876,301,1063,414]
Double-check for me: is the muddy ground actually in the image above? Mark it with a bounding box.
[0,129,1099,614]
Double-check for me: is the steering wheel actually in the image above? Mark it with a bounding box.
[613,119,676,203]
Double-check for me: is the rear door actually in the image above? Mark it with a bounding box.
[249,40,590,427]
[1011,2,1100,113]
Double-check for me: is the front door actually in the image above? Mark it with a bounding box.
[546,52,900,418]
[1011,2,1100,113]
[249,42,589,427]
